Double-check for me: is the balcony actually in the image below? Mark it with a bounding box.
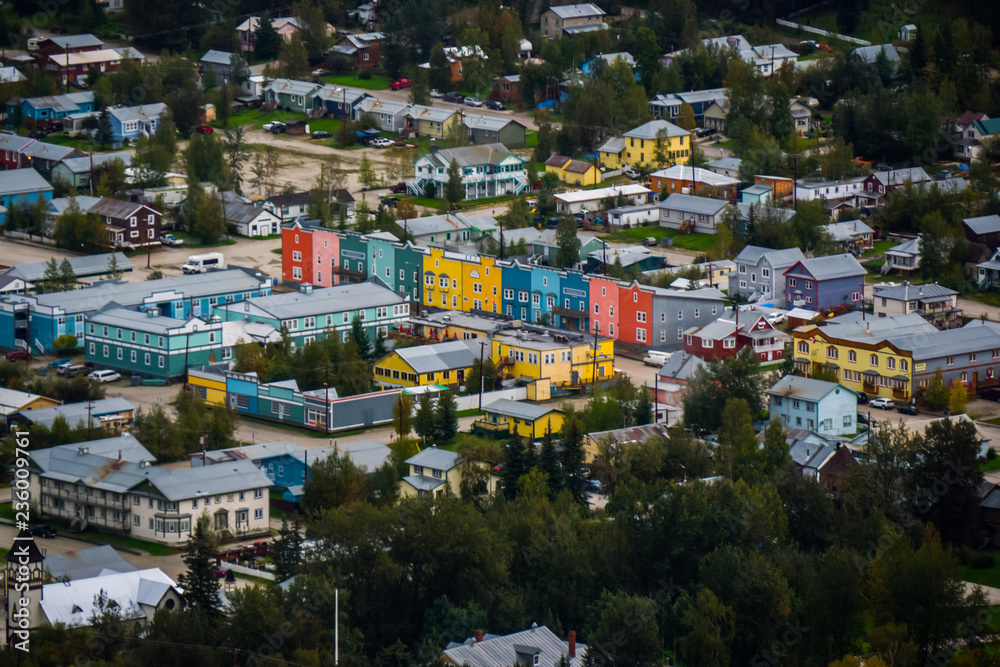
[472,419,510,435]
[552,305,588,320]
[331,266,367,281]
[44,485,131,510]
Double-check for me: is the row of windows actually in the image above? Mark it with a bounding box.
[374,366,419,382]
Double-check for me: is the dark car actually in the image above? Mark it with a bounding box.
[29,524,56,538]
[856,391,868,405]
[485,99,506,111]
[696,127,715,138]
[979,387,1000,402]
[545,216,560,228]
[389,182,408,194]
[28,130,48,140]
[442,92,465,104]
[856,412,869,425]
[311,130,332,139]
[6,349,30,362]
[50,24,67,33]
[876,162,892,171]
[897,404,919,416]
[381,196,399,209]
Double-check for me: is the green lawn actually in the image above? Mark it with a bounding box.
[173,231,238,248]
[603,226,716,253]
[323,72,392,90]
[981,456,1000,472]
[43,135,104,151]
[861,240,894,257]
[456,409,484,418]
[525,130,538,148]
[75,531,179,557]
[213,108,307,130]
[958,550,1000,589]
[0,502,14,522]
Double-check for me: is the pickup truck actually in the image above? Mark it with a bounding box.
[389,78,412,90]
[159,234,183,247]
[263,122,286,134]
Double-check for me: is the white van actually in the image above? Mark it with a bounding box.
[182,252,225,274]
[643,350,673,367]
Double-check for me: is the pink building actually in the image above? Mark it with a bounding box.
[587,275,621,339]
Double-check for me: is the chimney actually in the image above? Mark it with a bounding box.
[474,629,484,643]
[568,631,576,657]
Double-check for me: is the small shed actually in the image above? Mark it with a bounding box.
[199,103,216,124]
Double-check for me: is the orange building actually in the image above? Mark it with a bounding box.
[755,175,794,201]
[649,165,739,200]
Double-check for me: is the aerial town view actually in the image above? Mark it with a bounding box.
[1,0,1000,663]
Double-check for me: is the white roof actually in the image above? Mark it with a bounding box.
[40,568,177,627]
[651,165,739,187]
[554,184,651,204]
[548,3,605,18]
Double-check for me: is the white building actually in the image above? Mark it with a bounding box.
[408,144,528,199]
[740,44,798,75]
[26,435,271,546]
[554,184,652,214]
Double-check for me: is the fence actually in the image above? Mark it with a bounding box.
[775,18,871,45]
[3,231,57,246]
[454,387,527,411]
[218,561,276,581]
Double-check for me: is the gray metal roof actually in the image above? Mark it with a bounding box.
[873,281,957,302]
[484,398,562,421]
[0,168,53,196]
[887,237,920,257]
[264,78,321,97]
[872,167,930,186]
[19,398,136,429]
[58,151,131,174]
[853,44,900,63]
[8,267,266,315]
[658,193,730,216]
[768,375,855,401]
[199,49,235,66]
[46,34,104,49]
[707,157,741,171]
[789,254,866,280]
[890,325,1000,362]
[4,252,132,281]
[406,212,497,237]
[464,114,524,132]
[219,280,404,320]
[44,545,138,581]
[393,340,476,374]
[965,215,1000,236]
[825,220,874,242]
[22,91,95,113]
[548,3,605,18]
[107,103,167,124]
[405,445,460,470]
[657,351,703,381]
[598,136,625,154]
[735,245,805,267]
[624,119,688,140]
[420,143,519,169]
[407,104,459,124]
[147,459,271,501]
[88,307,192,334]
[444,625,587,667]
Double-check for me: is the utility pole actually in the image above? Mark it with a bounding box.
[478,340,487,410]
[324,364,330,435]
[591,323,599,393]
[87,400,93,439]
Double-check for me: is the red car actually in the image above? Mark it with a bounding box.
[196,124,214,134]
[6,349,30,362]
[389,78,412,90]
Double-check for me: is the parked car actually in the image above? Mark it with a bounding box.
[389,78,412,90]
[897,404,919,415]
[856,392,869,404]
[766,312,786,325]
[195,124,214,134]
[485,99,506,111]
[696,127,715,138]
[311,67,329,77]
[262,122,282,132]
[57,363,86,377]
[585,479,602,493]
[159,234,183,247]
[88,369,121,383]
[28,130,48,140]
[464,97,484,108]
[876,162,893,171]
[979,387,1000,402]
[624,169,640,180]
[643,350,672,367]
[5,349,30,362]
[642,236,658,247]
[869,397,894,410]
[29,524,56,538]
[442,92,465,104]
[381,196,399,208]
[817,43,833,52]
[935,170,950,180]
[389,182,408,194]
[856,412,869,425]
[265,122,286,134]
[371,137,394,148]
[429,89,444,98]
[545,216,560,228]
[50,24,67,33]
[311,130,332,139]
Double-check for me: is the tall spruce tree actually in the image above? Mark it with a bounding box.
[537,421,564,497]
[501,431,528,500]
[435,390,459,442]
[177,515,221,617]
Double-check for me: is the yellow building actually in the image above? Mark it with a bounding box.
[493,329,615,389]
[544,154,601,186]
[423,248,503,315]
[188,367,227,406]
[461,254,502,314]
[407,106,462,140]
[792,324,915,400]
[598,119,690,169]
[474,398,564,439]
[400,445,499,498]
[373,340,477,389]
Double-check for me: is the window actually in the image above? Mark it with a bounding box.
[869,354,878,367]
[849,350,857,363]
[797,341,808,354]
[636,312,646,322]
[789,278,797,287]
[254,508,264,520]
[947,356,954,366]
[805,281,813,290]
[254,488,263,499]
[636,328,646,342]
[887,357,895,370]
[900,359,908,371]
[844,415,852,427]
[970,353,978,363]
[827,347,838,359]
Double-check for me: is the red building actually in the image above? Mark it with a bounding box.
[45,49,136,84]
[683,308,787,362]
[90,198,162,249]
[36,34,104,61]
[491,75,522,103]
[331,32,385,69]
[281,219,315,284]
[617,282,654,347]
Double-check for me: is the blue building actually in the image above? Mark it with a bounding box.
[0,168,54,224]
[0,267,272,354]
[8,91,96,121]
[107,103,167,143]
[767,375,859,436]
[784,254,867,311]
[501,261,532,321]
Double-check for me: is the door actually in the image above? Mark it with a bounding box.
[974,372,979,388]
[457,369,465,384]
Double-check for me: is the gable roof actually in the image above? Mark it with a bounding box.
[707,157,742,171]
[658,193,731,215]
[735,245,805,267]
[788,254,866,280]
[484,398,562,421]
[651,165,739,187]
[58,151,131,174]
[853,44,900,63]
[406,445,460,470]
[43,34,104,50]
[407,104,459,124]
[873,281,957,302]
[973,118,1000,136]
[392,340,476,374]
[768,375,856,401]
[264,78,321,97]
[965,214,1000,236]
[825,220,874,242]
[17,398,136,429]
[107,103,167,124]
[218,280,405,319]
[656,351,704,382]
[548,3,605,18]
[44,545,138,581]
[871,167,930,186]
[199,49,236,66]
[623,119,688,140]
[444,625,587,667]
[40,568,177,628]
[4,251,132,281]
[0,168,53,196]
[21,91,95,113]
[89,197,154,220]
[420,143,519,169]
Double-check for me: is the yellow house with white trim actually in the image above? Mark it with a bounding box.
[423,248,504,315]
[461,255,502,314]
[493,329,615,389]
[544,154,601,186]
[474,398,564,439]
[400,445,500,498]
[373,340,477,389]
[598,119,691,170]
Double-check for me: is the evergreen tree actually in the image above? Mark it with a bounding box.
[501,431,528,500]
[272,517,302,582]
[192,194,226,243]
[632,386,654,426]
[254,14,282,61]
[428,42,451,92]
[414,393,436,444]
[434,390,459,442]
[715,398,760,481]
[560,409,588,504]
[95,108,113,146]
[38,258,61,294]
[445,159,463,203]
[177,515,221,617]
[350,314,372,359]
[555,216,582,268]
[537,421,563,497]
[374,329,388,359]
[278,34,310,79]
[761,418,791,476]
[106,252,123,280]
[359,152,378,191]
[949,381,967,415]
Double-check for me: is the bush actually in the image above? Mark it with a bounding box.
[358,70,372,80]
[53,334,79,354]
[970,551,996,570]
[988,448,997,461]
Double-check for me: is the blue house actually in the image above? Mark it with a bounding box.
[310,84,371,119]
[501,262,533,321]
[107,103,167,142]
[0,168,53,224]
[580,52,638,80]
[768,375,859,436]
[8,91,96,121]
[784,254,867,311]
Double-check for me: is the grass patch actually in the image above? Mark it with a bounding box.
[76,531,179,557]
[602,225,715,253]
[323,72,392,90]
[862,240,894,257]
[525,130,538,148]
[172,231,238,248]
[270,248,283,255]
[982,417,1000,426]
[213,108,308,130]
[0,502,14,521]
[981,456,1000,472]
[456,409,484,418]
[958,550,1000,590]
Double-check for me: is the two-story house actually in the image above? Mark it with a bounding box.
[540,3,606,38]
[784,254,866,310]
[474,399,564,439]
[732,245,805,304]
[90,197,162,248]
[463,115,527,147]
[873,281,961,329]
[794,176,867,210]
[400,445,499,498]
[825,220,874,253]
[964,214,1000,249]
[657,193,733,234]
[768,376,859,436]
[491,74,522,103]
[407,143,528,199]
[857,167,931,208]
[650,165,740,200]
[197,50,249,86]
[374,339,477,389]
[599,119,690,169]
[404,105,461,140]
[682,307,788,362]
[330,32,385,69]
[952,112,992,161]
[739,44,799,76]
[884,237,921,275]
